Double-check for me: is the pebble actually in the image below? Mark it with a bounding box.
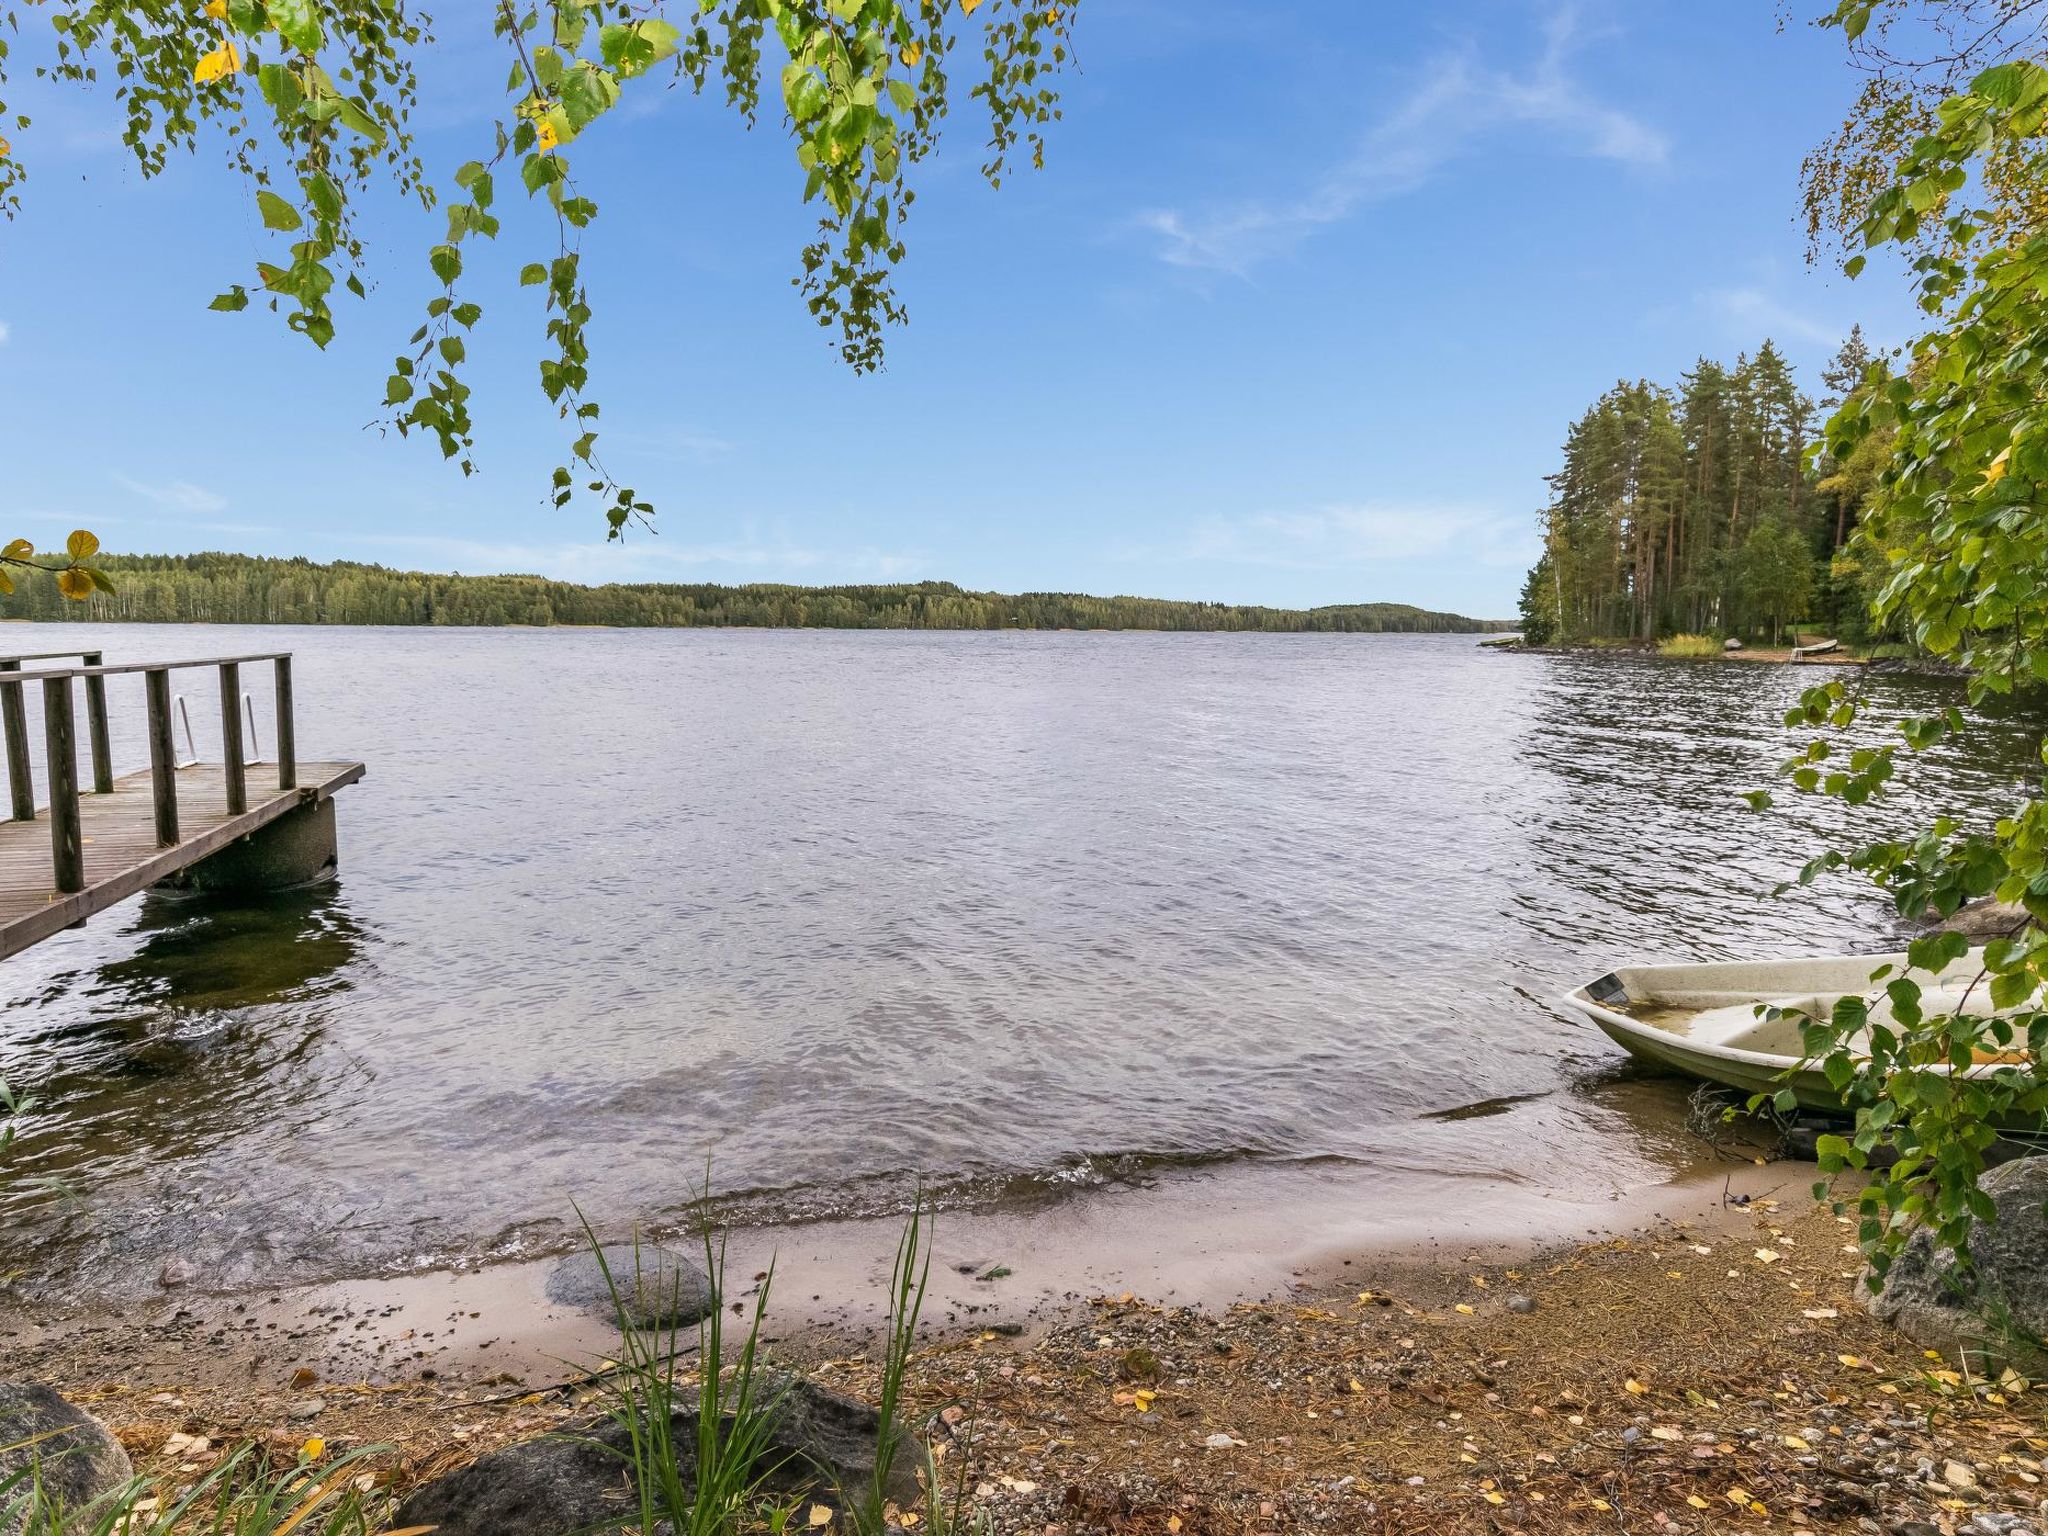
[1505,1294,1536,1314]
[285,1397,325,1420]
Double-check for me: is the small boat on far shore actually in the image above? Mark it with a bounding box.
[1560,949,2035,1113]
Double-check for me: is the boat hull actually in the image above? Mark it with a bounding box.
[1587,1015,1847,1111]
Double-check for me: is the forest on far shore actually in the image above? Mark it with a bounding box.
[1520,330,1886,647]
[3,553,1511,634]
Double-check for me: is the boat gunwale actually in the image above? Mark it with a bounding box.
[1561,951,2025,1085]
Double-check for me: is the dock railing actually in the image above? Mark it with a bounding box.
[0,652,298,894]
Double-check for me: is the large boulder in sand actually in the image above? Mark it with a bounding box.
[392,1376,920,1536]
[545,1243,715,1330]
[0,1382,134,1521]
[1862,1156,2048,1368]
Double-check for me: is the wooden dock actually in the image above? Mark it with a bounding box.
[0,648,364,960]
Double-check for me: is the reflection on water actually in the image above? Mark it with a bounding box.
[0,626,2038,1302]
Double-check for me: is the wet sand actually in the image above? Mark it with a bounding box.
[4,1131,1796,1396]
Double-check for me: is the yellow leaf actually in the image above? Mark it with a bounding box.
[0,137,10,158]
[1624,1378,1648,1395]
[1650,1426,1682,1441]
[57,568,94,601]
[1482,1491,1505,1505]
[536,118,560,152]
[1725,1487,1751,1505]
[1166,1521,1182,1535]
[1590,1498,1612,1511]
[808,1507,834,1529]
[961,0,984,11]
[1753,1248,1781,1264]
[66,528,98,561]
[0,571,13,597]
[1985,446,2012,484]
[1347,1378,1365,1394]
[900,42,922,66]
[204,0,228,15]
[194,40,242,83]
[1837,1354,1864,1369]
[1687,1495,1709,1509]
[300,1436,325,1460]
[1454,1303,1475,1315]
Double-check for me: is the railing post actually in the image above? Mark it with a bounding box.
[81,650,113,796]
[219,661,246,814]
[146,668,179,847]
[0,660,31,822]
[42,675,82,894]
[273,655,297,791]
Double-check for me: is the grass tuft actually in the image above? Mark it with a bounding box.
[1657,632,1721,658]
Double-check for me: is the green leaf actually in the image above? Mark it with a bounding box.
[256,189,302,231]
[268,0,325,55]
[208,285,250,312]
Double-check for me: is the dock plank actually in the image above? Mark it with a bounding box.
[0,761,363,960]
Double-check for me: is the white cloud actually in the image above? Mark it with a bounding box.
[1702,285,1843,349]
[0,321,11,346]
[112,474,229,514]
[1152,503,1539,572]
[359,531,929,584]
[1137,8,1665,275]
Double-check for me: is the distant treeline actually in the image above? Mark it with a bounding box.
[5,553,1510,634]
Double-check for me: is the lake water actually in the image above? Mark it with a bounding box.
[0,625,2035,1301]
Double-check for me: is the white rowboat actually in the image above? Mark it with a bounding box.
[1560,948,2033,1111]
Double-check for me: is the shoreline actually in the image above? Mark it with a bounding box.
[11,1148,2045,1535]
[4,1145,1798,1393]
[1483,639,1975,678]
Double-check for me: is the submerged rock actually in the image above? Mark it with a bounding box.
[0,1382,134,1523]
[545,1243,715,1330]
[1862,1156,2048,1368]
[391,1377,918,1536]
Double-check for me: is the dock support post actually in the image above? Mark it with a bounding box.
[82,650,113,795]
[0,661,31,822]
[42,676,82,894]
[274,655,296,791]
[146,668,179,847]
[219,661,246,815]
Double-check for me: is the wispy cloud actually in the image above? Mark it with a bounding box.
[1137,9,1665,276]
[1154,503,1538,572]
[0,321,11,347]
[606,424,739,465]
[1701,285,1843,349]
[357,531,930,584]
[113,474,229,514]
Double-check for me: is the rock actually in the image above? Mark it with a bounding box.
[158,1254,198,1289]
[1722,637,1743,652]
[286,1396,325,1420]
[1933,899,2034,941]
[1862,1155,2048,1368]
[1505,1294,1536,1315]
[0,1382,135,1521]
[391,1377,916,1536]
[545,1244,714,1330]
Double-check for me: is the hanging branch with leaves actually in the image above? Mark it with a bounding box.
[0,0,1080,556]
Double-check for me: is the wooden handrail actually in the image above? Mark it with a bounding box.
[23,652,294,681]
[0,652,302,877]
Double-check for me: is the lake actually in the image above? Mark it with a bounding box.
[0,625,2034,1300]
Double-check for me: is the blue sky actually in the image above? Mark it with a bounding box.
[0,2,1917,618]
